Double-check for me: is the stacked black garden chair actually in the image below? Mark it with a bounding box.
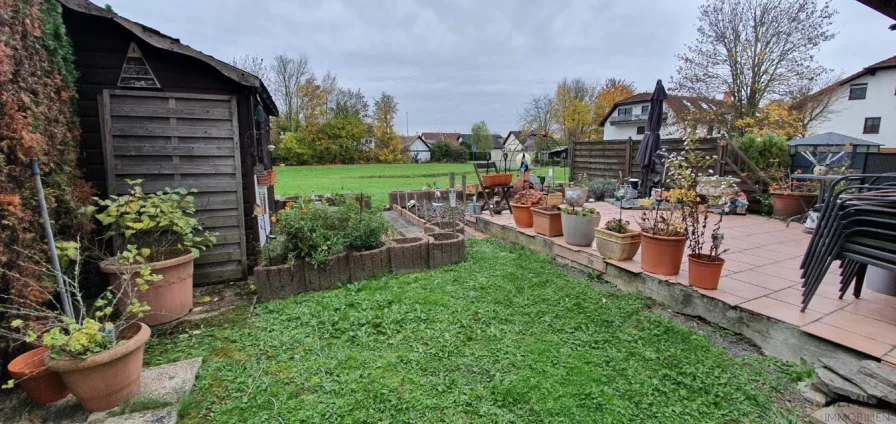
[799,174,896,312]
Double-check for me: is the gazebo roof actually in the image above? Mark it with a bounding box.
[787,132,882,147]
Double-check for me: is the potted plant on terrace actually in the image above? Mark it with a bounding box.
[595,210,641,261]
[532,204,563,237]
[561,200,600,247]
[89,180,217,326]
[636,208,686,275]
[686,210,727,289]
[510,189,543,228]
[2,241,155,412]
[765,168,819,217]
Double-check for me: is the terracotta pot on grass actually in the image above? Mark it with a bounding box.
[510,203,534,228]
[688,254,726,290]
[640,233,686,275]
[561,212,600,247]
[7,347,69,405]
[594,228,641,261]
[771,192,817,217]
[532,206,563,237]
[47,322,150,412]
[101,252,195,326]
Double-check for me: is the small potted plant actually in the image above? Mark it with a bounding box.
[2,241,155,412]
[561,199,600,247]
[636,209,686,274]
[89,180,217,326]
[765,168,819,217]
[686,210,727,289]
[510,189,543,228]
[595,212,641,261]
[564,173,590,207]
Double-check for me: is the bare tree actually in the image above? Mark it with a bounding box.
[518,92,556,137]
[229,55,269,84]
[270,54,310,131]
[671,0,837,123]
[329,87,369,120]
[791,73,844,136]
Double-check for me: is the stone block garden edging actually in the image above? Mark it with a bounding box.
[429,232,465,269]
[349,245,391,283]
[389,236,431,274]
[423,220,464,235]
[254,234,465,302]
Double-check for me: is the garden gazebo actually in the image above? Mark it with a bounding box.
[787,132,882,174]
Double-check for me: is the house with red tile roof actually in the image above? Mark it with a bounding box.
[809,56,896,147]
[598,93,725,140]
[420,132,461,144]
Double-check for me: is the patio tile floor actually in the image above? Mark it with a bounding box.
[473,200,896,360]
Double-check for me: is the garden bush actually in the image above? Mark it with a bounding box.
[429,141,469,163]
[735,133,790,171]
[586,177,617,201]
[266,203,390,266]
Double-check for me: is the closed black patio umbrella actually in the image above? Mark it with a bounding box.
[636,79,667,196]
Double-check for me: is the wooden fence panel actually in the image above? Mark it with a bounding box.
[571,138,723,182]
[100,90,247,284]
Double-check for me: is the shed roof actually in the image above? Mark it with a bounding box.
[787,132,882,146]
[58,0,279,116]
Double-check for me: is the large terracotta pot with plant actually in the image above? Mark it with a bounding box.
[7,347,69,405]
[48,322,151,412]
[771,192,817,217]
[91,181,217,326]
[595,217,641,261]
[561,205,600,247]
[510,189,543,228]
[532,206,563,237]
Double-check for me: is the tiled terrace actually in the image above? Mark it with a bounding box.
[469,201,896,363]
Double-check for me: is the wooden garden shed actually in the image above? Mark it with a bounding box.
[59,0,279,284]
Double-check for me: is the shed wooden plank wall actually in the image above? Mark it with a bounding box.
[64,8,268,281]
[571,138,724,180]
[101,90,247,283]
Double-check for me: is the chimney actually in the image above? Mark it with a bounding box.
[722,91,732,104]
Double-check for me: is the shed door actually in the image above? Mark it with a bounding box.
[99,89,247,284]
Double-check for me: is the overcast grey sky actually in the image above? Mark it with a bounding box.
[102,0,892,136]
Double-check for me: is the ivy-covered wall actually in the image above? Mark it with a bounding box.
[0,0,92,363]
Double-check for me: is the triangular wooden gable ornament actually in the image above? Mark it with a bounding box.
[118,42,161,88]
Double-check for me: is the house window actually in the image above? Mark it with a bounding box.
[636,126,646,135]
[864,117,881,134]
[849,83,867,100]
[618,107,632,117]
[641,105,649,115]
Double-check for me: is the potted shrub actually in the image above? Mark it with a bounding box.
[532,206,563,237]
[765,168,819,217]
[595,217,641,261]
[586,177,616,202]
[686,211,728,290]
[561,201,600,247]
[510,189,543,228]
[90,180,217,326]
[636,208,686,275]
[2,241,155,412]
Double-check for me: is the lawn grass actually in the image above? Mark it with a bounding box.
[273,163,569,208]
[146,239,803,423]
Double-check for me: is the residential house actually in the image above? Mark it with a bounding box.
[420,132,461,144]
[361,137,376,150]
[502,131,537,169]
[809,56,896,147]
[402,135,431,162]
[457,133,504,156]
[598,93,724,140]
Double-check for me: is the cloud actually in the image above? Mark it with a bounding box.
[103,0,894,135]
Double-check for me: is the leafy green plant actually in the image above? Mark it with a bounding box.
[87,179,217,262]
[561,206,597,217]
[276,205,347,266]
[345,208,390,252]
[735,133,790,171]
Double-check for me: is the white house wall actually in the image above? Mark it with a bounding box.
[603,103,683,140]
[811,69,896,146]
[409,139,431,162]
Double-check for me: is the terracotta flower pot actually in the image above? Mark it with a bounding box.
[510,203,534,228]
[561,212,600,247]
[532,206,563,237]
[7,347,69,405]
[595,228,641,261]
[47,322,151,412]
[688,254,726,290]
[771,192,817,217]
[101,252,195,326]
[640,233,686,275]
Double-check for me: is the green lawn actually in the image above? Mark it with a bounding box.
[146,239,803,423]
[273,163,569,208]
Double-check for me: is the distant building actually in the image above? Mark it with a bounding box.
[420,132,461,144]
[598,93,724,140]
[402,136,431,162]
[808,56,896,147]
